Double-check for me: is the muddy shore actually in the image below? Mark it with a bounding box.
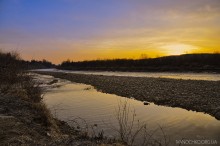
[35,71,220,120]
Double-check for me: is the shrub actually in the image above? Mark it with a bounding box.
[0,51,42,102]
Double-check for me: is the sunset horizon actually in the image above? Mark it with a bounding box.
[1,0,220,64]
[1,1,220,145]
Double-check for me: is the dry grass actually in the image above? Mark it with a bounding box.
[68,117,105,140]
[109,99,170,146]
[0,51,60,137]
[0,51,42,102]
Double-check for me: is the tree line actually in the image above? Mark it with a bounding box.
[0,51,55,70]
[59,53,220,72]
[1,51,220,72]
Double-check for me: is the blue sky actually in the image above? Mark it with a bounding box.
[0,0,220,63]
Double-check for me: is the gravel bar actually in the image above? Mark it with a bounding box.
[35,71,220,120]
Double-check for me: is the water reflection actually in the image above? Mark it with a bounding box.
[43,79,220,145]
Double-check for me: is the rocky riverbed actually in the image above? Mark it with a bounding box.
[35,71,220,120]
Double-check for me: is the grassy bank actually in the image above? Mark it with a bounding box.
[0,51,122,145]
[35,71,220,120]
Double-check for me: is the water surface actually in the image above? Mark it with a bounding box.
[36,68,220,81]
[36,74,220,145]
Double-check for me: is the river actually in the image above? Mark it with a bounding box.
[34,73,220,145]
[35,68,220,81]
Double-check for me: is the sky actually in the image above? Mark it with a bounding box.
[0,0,220,64]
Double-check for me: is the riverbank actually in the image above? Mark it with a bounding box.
[0,92,123,145]
[0,51,123,145]
[35,71,220,120]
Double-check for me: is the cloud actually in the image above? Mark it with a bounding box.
[1,0,219,63]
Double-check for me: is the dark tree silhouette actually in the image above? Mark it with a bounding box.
[59,53,220,72]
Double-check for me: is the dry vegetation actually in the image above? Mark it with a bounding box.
[0,51,123,145]
[66,100,169,146]
[0,51,63,145]
[109,100,169,146]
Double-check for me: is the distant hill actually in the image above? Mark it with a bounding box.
[59,53,220,72]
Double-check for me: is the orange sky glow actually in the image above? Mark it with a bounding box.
[0,0,220,64]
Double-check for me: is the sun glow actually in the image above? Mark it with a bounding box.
[160,43,199,56]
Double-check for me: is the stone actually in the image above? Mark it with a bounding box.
[143,101,150,105]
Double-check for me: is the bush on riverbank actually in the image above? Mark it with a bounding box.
[0,51,22,85]
[0,50,58,130]
[0,51,124,145]
[0,51,42,102]
[0,51,63,144]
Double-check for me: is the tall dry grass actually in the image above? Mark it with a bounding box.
[0,51,57,130]
[110,99,169,146]
[0,51,42,102]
